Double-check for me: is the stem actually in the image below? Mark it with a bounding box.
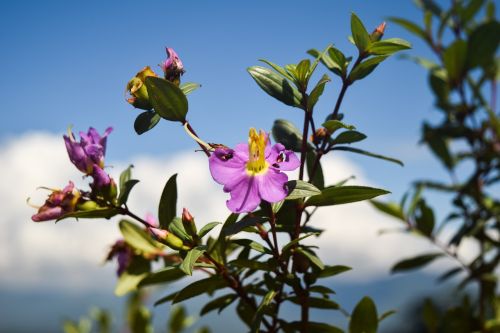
[185,122,211,157]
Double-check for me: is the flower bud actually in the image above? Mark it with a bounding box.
[31,181,81,222]
[370,22,386,42]
[181,208,198,237]
[126,66,158,110]
[149,227,189,251]
[311,127,328,145]
[160,47,184,86]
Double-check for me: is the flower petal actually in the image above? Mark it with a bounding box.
[267,143,300,171]
[209,148,247,187]
[257,169,288,203]
[227,176,261,213]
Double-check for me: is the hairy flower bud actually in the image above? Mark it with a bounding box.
[370,22,386,42]
[181,208,198,237]
[160,47,184,86]
[126,66,158,110]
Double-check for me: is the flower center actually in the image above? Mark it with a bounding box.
[246,128,269,175]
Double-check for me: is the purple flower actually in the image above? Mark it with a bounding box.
[209,128,300,213]
[64,127,113,175]
[160,47,184,83]
[31,181,81,222]
[106,239,133,276]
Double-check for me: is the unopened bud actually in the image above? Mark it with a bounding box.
[181,208,198,237]
[370,22,386,42]
[77,200,99,211]
[150,227,189,251]
[311,127,328,145]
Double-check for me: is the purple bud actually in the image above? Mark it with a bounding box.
[31,181,81,222]
[160,47,184,85]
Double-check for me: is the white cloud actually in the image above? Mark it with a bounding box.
[0,132,477,292]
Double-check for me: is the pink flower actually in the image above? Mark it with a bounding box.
[209,128,300,213]
[160,47,184,84]
[31,181,81,222]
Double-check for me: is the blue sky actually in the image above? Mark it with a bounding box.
[0,0,449,199]
[0,0,466,332]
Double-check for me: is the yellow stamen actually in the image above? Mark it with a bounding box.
[246,128,268,175]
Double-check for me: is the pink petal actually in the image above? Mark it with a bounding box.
[226,176,261,213]
[257,169,288,203]
[209,148,247,187]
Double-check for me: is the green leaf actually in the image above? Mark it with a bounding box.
[443,40,467,82]
[223,215,267,236]
[296,59,311,85]
[388,17,428,40]
[322,120,356,133]
[172,276,226,304]
[368,38,412,55]
[119,165,133,191]
[198,222,221,238]
[118,179,139,205]
[145,77,188,122]
[422,299,439,333]
[200,294,237,316]
[332,146,404,166]
[437,267,463,283]
[296,248,324,270]
[169,217,191,242]
[119,220,163,255]
[466,21,500,69]
[272,119,303,152]
[379,309,397,322]
[415,199,435,237]
[115,256,150,296]
[282,232,320,253]
[134,111,161,135]
[306,151,325,189]
[332,130,367,144]
[349,296,378,333]
[57,207,119,221]
[287,296,339,309]
[232,239,272,254]
[284,322,343,333]
[309,285,336,295]
[247,66,303,108]
[318,265,352,278]
[423,123,454,169]
[391,253,444,273]
[259,59,294,81]
[139,267,185,287]
[180,246,206,276]
[308,74,331,110]
[230,258,273,271]
[251,290,276,333]
[158,174,177,229]
[351,13,371,52]
[370,200,406,221]
[286,180,321,200]
[349,56,388,82]
[308,47,348,77]
[180,82,201,95]
[168,306,193,333]
[306,186,390,207]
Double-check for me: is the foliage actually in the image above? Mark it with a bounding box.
[29,9,422,333]
[371,0,500,331]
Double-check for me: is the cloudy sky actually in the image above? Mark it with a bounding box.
[0,0,477,332]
